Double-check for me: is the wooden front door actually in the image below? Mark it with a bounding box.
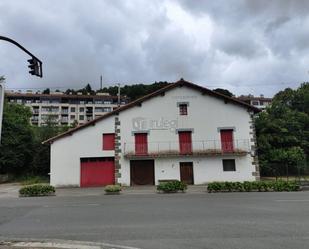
[180,162,194,185]
[130,160,154,185]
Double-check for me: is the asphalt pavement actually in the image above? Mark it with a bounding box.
[0,188,309,249]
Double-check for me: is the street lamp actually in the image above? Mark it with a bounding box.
[0,35,43,143]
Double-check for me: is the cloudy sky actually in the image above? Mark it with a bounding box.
[1,0,309,96]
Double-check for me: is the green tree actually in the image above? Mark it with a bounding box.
[97,81,170,100]
[42,88,50,94]
[0,101,34,175]
[77,83,95,95]
[213,88,234,97]
[31,117,70,176]
[255,83,309,176]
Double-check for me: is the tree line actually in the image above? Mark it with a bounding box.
[42,81,171,101]
[255,82,309,177]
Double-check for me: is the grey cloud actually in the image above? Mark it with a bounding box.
[0,0,308,97]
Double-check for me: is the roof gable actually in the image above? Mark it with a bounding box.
[43,79,260,144]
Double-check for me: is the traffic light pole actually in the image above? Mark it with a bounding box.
[0,81,4,144]
[0,35,43,143]
[0,36,43,77]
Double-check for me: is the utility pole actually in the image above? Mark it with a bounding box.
[100,75,103,90]
[117,83,121,107]
[0,35,43,143]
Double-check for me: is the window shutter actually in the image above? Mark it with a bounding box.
[135,133,148,155]
[103,133,115,150]
[179,131,192,154]
[220,130,234,152]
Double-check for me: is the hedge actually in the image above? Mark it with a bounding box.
[207,181,300,193]
[157,180,187,193]
[19,184,55,197]
[104,185,122,194]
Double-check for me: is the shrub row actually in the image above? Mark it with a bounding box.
[104,184,122,194]
[157,180,187,193]
[207,181,300,193]
[19,184,56,197]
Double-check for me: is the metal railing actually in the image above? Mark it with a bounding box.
[123,139,250,158]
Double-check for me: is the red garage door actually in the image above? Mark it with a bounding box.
[80,157,114,187]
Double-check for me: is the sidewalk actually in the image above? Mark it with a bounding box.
[56,185,207,196]
[0,183,207,199]
[0,183,20,198]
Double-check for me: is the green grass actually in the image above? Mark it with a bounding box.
[19,176,49,186]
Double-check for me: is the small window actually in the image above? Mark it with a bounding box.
[79,107,84,112]
[70,115,75,120]
[71,107,76,112]
[222,159,236,171]
[103,133,115,150]
[179,104,188,115]
[79,115,84,120]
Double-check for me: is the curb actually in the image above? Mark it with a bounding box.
[0,238,141,249]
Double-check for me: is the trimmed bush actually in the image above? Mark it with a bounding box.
[104,185,122,194]
[207,180,300,193]
[19,184,55,197]
[157,180,187,193]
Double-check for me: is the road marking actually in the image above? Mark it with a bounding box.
[12,242,101,249]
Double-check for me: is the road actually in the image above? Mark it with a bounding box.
[0,191,309,249]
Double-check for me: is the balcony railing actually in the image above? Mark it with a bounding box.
[123,139,250,158]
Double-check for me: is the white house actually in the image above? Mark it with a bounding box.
[44,79,260,187]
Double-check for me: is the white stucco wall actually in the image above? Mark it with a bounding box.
[152,156,254,185]
[50,84,256,187]
[118,86,255,185]
[50,116,115,187]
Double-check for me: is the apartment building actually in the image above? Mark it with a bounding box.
[44,79,260,187]
[5,91,128,126]
[238,94,272,110]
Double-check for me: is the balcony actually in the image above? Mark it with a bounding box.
[61,109,69,115]
[31,118,39,123]
[123,139,250,159]
[60,118,68,123]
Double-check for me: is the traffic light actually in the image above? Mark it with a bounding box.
[28,57,40,76]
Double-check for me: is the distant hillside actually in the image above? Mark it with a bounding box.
[98,81,170,101]
[59,81,170,101]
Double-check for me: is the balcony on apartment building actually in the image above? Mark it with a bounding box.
[61,108,69,115]
[32,108,40,114]
[60,118,69,124]
[123,139,250,158]
[31,117,39,123]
